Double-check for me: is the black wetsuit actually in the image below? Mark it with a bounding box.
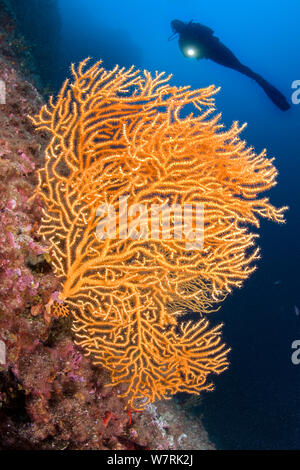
[171,20,290,111]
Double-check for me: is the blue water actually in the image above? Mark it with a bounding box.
[57,0,300,449]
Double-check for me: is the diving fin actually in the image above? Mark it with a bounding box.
[239,65,290,111]
[254,75,291,111]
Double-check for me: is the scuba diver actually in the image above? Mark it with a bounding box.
[170,20,290,111]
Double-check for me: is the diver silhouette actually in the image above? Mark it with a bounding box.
[170,20,290,111]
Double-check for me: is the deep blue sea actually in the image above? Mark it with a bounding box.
[57,0,300,449]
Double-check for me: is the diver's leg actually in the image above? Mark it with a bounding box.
[250,73,290,110]
[234,64,290,111]
[208,40,290,111]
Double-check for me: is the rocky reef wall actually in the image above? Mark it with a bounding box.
[0,5,214,450]
[0,0,61,94]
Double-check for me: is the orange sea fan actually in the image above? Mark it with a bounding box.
[29,59,286,408]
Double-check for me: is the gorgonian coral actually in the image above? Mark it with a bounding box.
[29,59,286,408]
